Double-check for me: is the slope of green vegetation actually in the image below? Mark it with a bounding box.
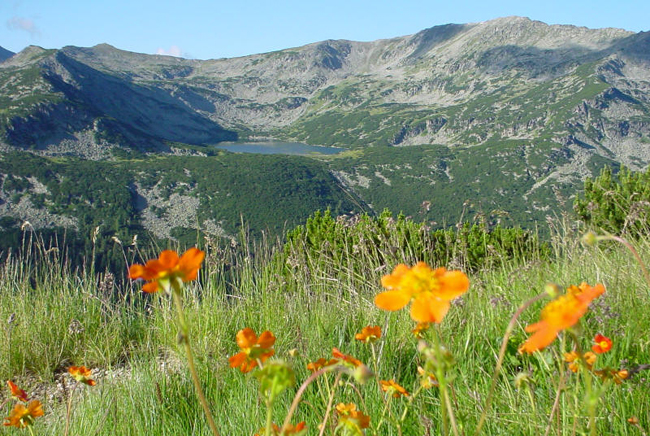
[0,206,648,435]
[0,151,365,274]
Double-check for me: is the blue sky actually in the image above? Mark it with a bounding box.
[2,0,649,60]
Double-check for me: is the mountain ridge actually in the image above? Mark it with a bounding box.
[0,46,14,62]
[0,16,649,244]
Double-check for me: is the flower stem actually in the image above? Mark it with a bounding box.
[64,381,78,436]
[317,372,343,436]
[474,292,546,436]
[570,331,597,436]
[171,287,220,436]
[430,327,458,436]
[279,367,333,435]
[264,397,274,436]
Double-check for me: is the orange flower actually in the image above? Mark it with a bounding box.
[3,400,43,428]
[375,262,469,323]
[519,283,605,354]
[380,379,409,397]
[412,322,431,338]
[355,326,381,343]
[228,328,275,373]
[254,422,307,436]
[594,368,629,384]
[306,357,338,372]
[592,334,613,354]
[7,381,28,402]
[331,348,363,368]
[336,403,370,432]
[564,351,596,373]
[129,248,205,293]
[68,366,96,386]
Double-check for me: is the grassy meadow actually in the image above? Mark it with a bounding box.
[0,211,649,435]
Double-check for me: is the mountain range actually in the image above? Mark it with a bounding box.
[1,16,649,249]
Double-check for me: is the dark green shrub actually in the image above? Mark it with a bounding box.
[283,209,548,275]
[574,165,650,235]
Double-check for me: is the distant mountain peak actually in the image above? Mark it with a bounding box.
[0,46,16,62]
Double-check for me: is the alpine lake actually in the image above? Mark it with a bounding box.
[213,141,344,156]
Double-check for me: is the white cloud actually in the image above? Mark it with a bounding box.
[6,16,41,38]
[156,45,184,58]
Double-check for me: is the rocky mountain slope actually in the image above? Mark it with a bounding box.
[0,46,14,62]
[0,16,649,244]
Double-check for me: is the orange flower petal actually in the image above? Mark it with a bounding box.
[519,325,560,354]
[410,293,450,323]
[375,290,411,311]
[436,269,471,300]
[158,250,180,270]
[128,264,147,280]
[228,352,247,369]
[142,281,160,293]
[381,264,410,289]
[236,328,257,349]
[178,248,205,281]
[257,330,276,349]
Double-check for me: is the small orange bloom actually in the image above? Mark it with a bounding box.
[592,334,613,354]
[564,351,596,372]
[355,326,381,343]
[68,366,96,386]
[519,283,605,354]
[336,403,370,431]
[3,400,43,428]
[593,368,629,384]
[380,379,409,397]
[129,248,205,293]
[228,328,275,373]
[254,422,307,436]
[7,381,28,402]
[306,357,338,372]
[412,322,431,338]
[331,348,363,368]
[375,262,469,323]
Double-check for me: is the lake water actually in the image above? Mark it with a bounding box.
[214,141,344,156]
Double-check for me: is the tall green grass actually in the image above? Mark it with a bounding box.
[0,217,648,435]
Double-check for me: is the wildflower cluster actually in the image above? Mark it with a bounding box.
[564,334,629,384]
[2,366,95,433]
[3,381,42,430]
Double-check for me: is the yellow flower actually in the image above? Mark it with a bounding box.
[129,248,205,293]
[68,366,96,386]
[519,283,605,354]
[3,400,43,428]
[228,328,275,373]
[379,379,409,397]
[375,262,469,323]
[355,326,381,343]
